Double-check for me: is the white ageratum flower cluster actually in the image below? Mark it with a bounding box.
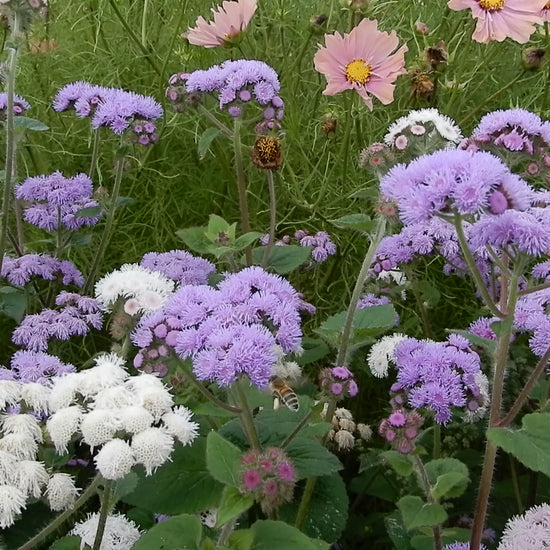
[0,381,79,528]
[367,333,408,378]
[94,263,175,315]
[384,108,463,149]
[498,503,550,549]
[270,345,302,381]
[71,512,142,550]
[322,405,372,452]
[46,353,199,478]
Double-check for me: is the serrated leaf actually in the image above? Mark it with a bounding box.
[487,413,550,477]
[206,431,242,487]
[251,245,312,274]
[233,232,263,250]
[176,226,212,255]
[75,205,102,218]
[0,287,26,322]
[122,438,223,514]
[216,486,254,527]
[329,213,374,233]
[381,450,415,477]
[424,458,469,500]
[285,438,342,479]
[131,514,202,550]
[198,127,221,159]
[14,116,49,131]
[397,496,447,530]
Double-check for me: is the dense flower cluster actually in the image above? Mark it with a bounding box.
[260,229,337,265]
[12,291,103,352]
[324,405,372,452]
[132,266,307,387]
[367,333,408,378]
[15,171,100,231]
[53,82,162,144]
[1,254,84,287]
[390,334,488,424]
[140,250,216,285]
[239,447,295,514]
[318,366,358,400]
[378,407,425,455]
[167,60,283,123]
[497,503,550,549]
[71,513,142,550]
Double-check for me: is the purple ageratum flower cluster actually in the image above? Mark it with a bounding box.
[260,229,337,265]
[514,287,550,357]
[9,350,75,383]
[15,171,100,232]
[318,366,359,400]
[378,408,424,455]
[12,291,103,352]
[132,266,309,386]
[0,93,30,121]
[380,149,534,225]
[391,334,487,424]
[239,447,295,515]
[168,60,284,125]
[53,81,163,145]
[1,254,84,287]
[140,250,216,285]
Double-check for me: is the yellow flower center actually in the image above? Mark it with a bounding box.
[345,59,372,85]
[546,0,550,8]
[477,0,504,10]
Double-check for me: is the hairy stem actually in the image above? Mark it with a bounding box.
[92,479,114,550]
[414,455,442,550]
[234,376,261,450]
[89,130,101,181]
[261,170,276,268]
[294,477,316,530]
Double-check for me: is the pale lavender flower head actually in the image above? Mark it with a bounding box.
[297,230,336,263]
[179,59,283,122]
[10,350,75,383]
[392,334,484,424]
[0,93,30,120]
[16,171,100,231]
[140,250,216,285]
[53,81,107,116]
[498,503,550,550]
[380,149,532,224]
[1,254,84,287]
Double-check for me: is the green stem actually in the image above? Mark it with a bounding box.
[234,376,261,450]
[232,119,252,265]
[519,281,550,296]
[141,0,149,47]
[414,455,442,550]
[509,455,524,514]
[216,518,237,549]
[107,0,161,76]
[83,156,125,295]
[197,105,233,138]
[338,92,353,186]
[498,344,550,427]
[294,477,316,529]
[335,217,387,366]
[281,410,314,449]
[159,1,188,94]
[92,479,114,550]
[17,475,102,550]
[433,423,441,460]
[261,170,276,269]
[0,12,22,277]
[453,213,504,318]
[89,130,101,181]
[470,269,520,550]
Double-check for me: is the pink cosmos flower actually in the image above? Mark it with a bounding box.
[447,0,546,44]
[313,18,408,111]
[184,0,257,48]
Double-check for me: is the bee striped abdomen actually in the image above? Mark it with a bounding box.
[270,376,300,412]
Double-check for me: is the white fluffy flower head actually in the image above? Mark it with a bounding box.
[71,512,141,550]
[46,405,83,454]
[132,427,174,475]
[46,473,79,511]
[94,439,136,480]
[367,333,408,378]
[498,503,550,550]
[0,485,26,528]
[161,406,200,445]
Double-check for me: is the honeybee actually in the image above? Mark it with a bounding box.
[269,376,300,412]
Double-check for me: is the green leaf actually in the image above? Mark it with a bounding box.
[115,196,134,208]
[424,458,469,500]
[250,520,327,550]
[384,511,412,550]
[279,474,348,543]
[176,226,212,255]
[67,233,93,247]
[285,438,342,480]
[233,232,263,251]
[228,529,254,550]
[348,187,380,200]
[397,496,447,530]
[251,245,312,274]
[48,536,80,550]
[296,337,330,365]
[216,486,254,528]
[13,116,49,131]
[198,127,221,159]
[452,329,497,354]
[206,431,242,487]
[0,286,26,323]
[131,514,202,550]
[206,214,234,243]
[125,507,155,530]
[75,205,102,218]
[315,304,397,349]
[201,538,216,550]
[122,438,223,514]
[113,472,138,499]
[329,213,374,233]
[487,413,550,477]
[381,450,415,477]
